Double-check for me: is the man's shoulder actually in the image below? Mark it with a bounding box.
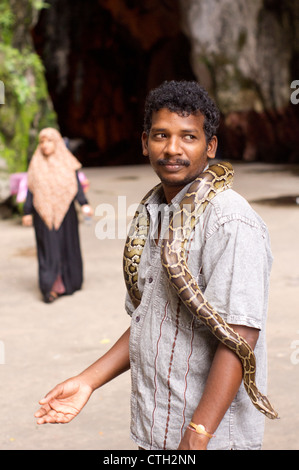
[211,188,251,212]
[204,188,267,231]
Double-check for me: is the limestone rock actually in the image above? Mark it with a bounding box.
[180,0,299,161]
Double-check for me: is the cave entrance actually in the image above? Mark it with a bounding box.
[32,0,196,166]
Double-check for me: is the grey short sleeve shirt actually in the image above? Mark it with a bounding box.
[125,184,273,450]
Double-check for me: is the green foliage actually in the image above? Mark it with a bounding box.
[0,1,14,44]
[0,0,57,173]
[30,0,50,11]
[0,43,45,104]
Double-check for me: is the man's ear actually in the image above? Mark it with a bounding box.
[207,135,218,159]
[141,131,149,156]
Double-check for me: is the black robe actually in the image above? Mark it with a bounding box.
[24,172,88,298]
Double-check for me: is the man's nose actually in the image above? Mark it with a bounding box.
[165,136,182,155]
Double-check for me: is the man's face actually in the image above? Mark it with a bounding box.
[142,108,217,197]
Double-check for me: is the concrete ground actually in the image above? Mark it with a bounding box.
[1,162,299,450]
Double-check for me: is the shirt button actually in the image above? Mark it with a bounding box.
[148,277,153,283]
[135,316,140,323]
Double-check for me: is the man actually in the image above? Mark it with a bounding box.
[35,81,273,450]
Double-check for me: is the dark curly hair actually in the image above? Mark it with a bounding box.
[143,80,220,144]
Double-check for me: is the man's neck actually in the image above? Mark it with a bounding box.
[162,184,186,204]
[161,163,211,204]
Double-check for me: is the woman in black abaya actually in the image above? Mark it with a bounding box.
[22,128,93,303]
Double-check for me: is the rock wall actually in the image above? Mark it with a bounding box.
[180,0,299,162]
[32,0,195,166]
[0,0,57,174]
[2,0,297,169]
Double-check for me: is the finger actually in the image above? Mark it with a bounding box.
[36,411,72,425]
[56,413,72,423]
[39,385,63,405]
[36,411,57,424]
[36,408,62,424]
[36,415,59,424]
[34,404,51,418]
[39,394,56,405]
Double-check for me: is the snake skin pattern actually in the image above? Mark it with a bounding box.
[123,162,278,419]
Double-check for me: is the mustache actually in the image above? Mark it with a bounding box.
[157,158,190,167]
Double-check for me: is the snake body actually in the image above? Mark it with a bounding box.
[123,162,278,419]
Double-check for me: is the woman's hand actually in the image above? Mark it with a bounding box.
[22,215,33,227]
[81,204,93,217]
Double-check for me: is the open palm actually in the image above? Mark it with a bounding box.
[35,377,93,424]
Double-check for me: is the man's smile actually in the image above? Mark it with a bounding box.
[157,158,190,171]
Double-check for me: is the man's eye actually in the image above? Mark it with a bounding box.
[184,135,196,141]
[154,133,166,139]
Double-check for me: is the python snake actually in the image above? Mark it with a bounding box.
[123,162,278,419]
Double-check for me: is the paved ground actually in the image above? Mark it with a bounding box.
[1,162,299,450]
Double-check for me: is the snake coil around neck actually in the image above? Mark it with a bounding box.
[123,162,278,420]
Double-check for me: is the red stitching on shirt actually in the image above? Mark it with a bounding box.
[181,318,195,440]
[150,300,169,448]
[180,236,194,441]
[163,299,180,449]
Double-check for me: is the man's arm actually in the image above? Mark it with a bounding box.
[79,327,131,390]
[178,324,259,450]
[35,327,130,424]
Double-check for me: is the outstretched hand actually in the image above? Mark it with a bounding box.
[35,377,93,424]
